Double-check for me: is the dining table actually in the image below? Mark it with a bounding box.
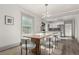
[22,32,53,55]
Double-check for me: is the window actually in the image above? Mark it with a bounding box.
[21,14,34,34]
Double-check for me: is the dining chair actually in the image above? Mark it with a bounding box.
[52,32,61,47]
[21,37,36,55]
[41,32,61,55]
[41,35,54,55]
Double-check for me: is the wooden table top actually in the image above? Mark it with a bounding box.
[22,32,53,39]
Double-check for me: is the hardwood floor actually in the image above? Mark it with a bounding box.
[0,39,79,55]
[61,39,79,55]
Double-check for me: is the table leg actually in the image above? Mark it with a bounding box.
[25,40,27,55]
[31,38,41,55]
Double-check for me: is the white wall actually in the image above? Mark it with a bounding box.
[0,5,21,48]
[34,16,41,33]
[0,5,41,49]
[74,14,79,42]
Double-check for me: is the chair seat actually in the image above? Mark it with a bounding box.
[22,44,36,49]
[42,41,53,48]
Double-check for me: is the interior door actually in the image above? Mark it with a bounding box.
[65,23,72,37]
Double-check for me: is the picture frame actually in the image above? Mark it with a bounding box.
[5,15,14,25]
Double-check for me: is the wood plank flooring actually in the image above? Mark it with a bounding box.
[61,39,79,55]
[0,39,79,55]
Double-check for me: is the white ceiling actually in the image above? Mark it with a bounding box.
[19,4,79,18]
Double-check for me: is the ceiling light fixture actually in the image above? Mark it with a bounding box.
[45,4,48,18]
[42,4,48,23]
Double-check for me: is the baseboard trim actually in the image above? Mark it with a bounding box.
[0,42,20,52]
